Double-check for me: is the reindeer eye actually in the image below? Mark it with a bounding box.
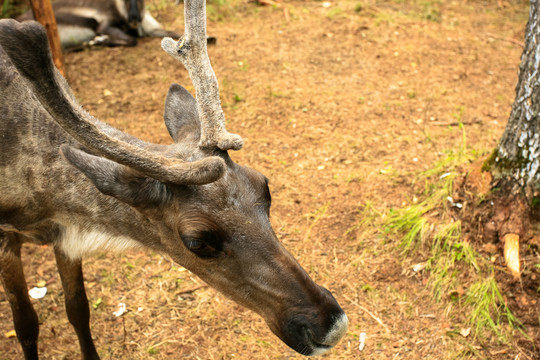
[181,231,223,259]
[187,239,205,251]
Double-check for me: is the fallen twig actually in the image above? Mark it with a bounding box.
[253,0,281,7]
[433,119,483,127]
[344,295,391,334]
[176,284,208,296]
[485,32,523,47]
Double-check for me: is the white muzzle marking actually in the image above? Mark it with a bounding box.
[310,313,349,356]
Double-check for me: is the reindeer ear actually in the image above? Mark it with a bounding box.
[60,145,169,208]
[164,83,201,143]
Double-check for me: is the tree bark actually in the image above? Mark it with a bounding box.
[490,0,540,192]
[29,0,66,77]
[480,1,540,278]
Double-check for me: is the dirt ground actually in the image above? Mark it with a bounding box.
[1,0,538,359]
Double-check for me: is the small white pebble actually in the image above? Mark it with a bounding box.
[358,332,367,351]
[440,172,452,179]
[28,287,47,299]
[113,302,127,317]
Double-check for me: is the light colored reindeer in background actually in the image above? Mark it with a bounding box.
[17,0,181,50]
[0,0,348,358]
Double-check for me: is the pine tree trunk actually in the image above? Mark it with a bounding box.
[491,0,540,191]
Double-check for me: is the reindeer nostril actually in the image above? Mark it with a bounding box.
[303,326,330,349]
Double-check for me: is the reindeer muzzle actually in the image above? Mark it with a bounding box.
[273,286,348,356]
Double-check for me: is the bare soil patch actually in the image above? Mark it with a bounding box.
[1,0,538,359]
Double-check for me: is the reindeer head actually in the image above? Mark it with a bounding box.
[0,1,348,354]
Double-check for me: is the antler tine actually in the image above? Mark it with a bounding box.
[161,0,243,152]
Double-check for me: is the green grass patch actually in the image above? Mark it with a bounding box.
[327,7,344,19]
[383,124,520,344]
[207,0,246,22]
[2,0,10,17]
[375,0,442,23]
[464,275,519,340]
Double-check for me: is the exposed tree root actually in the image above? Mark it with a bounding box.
[453,158,529,253]
[451,158,540,356]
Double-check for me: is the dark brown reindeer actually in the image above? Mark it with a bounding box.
[17,0,181,50]
[0,0,348,358]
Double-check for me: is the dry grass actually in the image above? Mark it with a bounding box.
[0,0,536,359]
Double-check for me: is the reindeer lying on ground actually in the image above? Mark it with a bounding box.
[17,0,181,50]
[0,0,348,358]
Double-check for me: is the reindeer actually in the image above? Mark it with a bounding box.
[17,0,182,50]
[0,0,348,358]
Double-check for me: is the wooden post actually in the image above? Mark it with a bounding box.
[29,0,66,77]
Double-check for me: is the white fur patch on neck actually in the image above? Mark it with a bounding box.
[57,225,143,260]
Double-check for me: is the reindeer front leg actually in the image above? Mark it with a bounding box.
[54,248,100,360]
[0,233,39,360]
